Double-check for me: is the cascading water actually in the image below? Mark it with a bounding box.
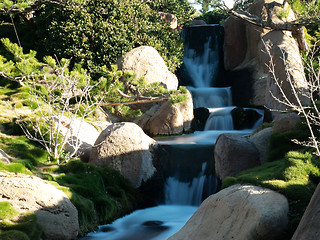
[81,25,263,240]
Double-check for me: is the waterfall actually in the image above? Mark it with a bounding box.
[81,24,264,240]
[183,36,219,87]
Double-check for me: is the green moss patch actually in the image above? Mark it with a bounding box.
[223,151,320,238]
[0,134,51,167]
[0,202,43,240]
[50,160,137,235]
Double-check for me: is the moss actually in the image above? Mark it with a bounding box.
[222,151,320,238]
[0,213,43,240]
[268,123,310,161]
[0,230,30,240]
[54,160,137,236]
[0,202,43,240]
[0,134,51,166]
[0,202,18,220]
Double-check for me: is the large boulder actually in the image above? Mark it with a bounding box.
[214,133,260,180]
[169,184,289,240]
[272,112,301,133]
[292,183,320,240]
[137,90,193,136]
[53,116,100,162]
[224,0,309,116]
[0,172,79,240]
[143,102,183,136]
[89,122,157,188]
[249,127,273,164]
[117,46,178,90]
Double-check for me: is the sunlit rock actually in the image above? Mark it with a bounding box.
[89,122,157,188]
[117,46,178,90]
[0,172,79,240]
[169,184,289,240]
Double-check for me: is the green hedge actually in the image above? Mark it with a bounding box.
[35,0,194,73]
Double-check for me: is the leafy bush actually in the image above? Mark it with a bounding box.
[36,0,193,73]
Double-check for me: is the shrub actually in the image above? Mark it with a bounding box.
[36,0,193,73]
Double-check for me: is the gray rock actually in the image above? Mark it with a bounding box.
[53,116,100,162]
[169,184,289,240]
[249,127,273,164]
[272,112,301,133]
[215,133,260,180]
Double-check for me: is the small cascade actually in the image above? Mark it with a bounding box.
[165,163,210,206]
[188,87,232,108]
[204,107,236,131]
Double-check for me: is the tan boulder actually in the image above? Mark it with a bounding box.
[214,133,260,180]
[292,183,320,240]
[144,102,183,136]
[138,90,193,136]
[89,122,157,188]
[0,172,79,240]
[169,184,289,240]
[117,46,178,90]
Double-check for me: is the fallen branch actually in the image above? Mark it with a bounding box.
[102,98,169,107]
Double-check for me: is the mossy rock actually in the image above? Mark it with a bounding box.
[222,151,320,238]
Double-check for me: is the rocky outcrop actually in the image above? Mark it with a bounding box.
[214,133,260,180]
[117,46,178,90]
[272,112,301,133]
[159,12,177,29]
[224,0,309,116]
[136,90,194,136]
[169,184,289,240]
[89,122,157,188]
[0,172,79,240]
[249,127,273,164]
[53,116,100,162]
[292,183,320,240]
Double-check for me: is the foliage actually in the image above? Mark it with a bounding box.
[97,65,189,121]
[35,0,192,73]
[223,151,320,238]
[199,8,229,24]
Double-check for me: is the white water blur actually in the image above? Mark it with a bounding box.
[183,36,219,88]
[188,87,232,108]
[165,163,207,206]
[82,205,197,240]
[204,106,236,130]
